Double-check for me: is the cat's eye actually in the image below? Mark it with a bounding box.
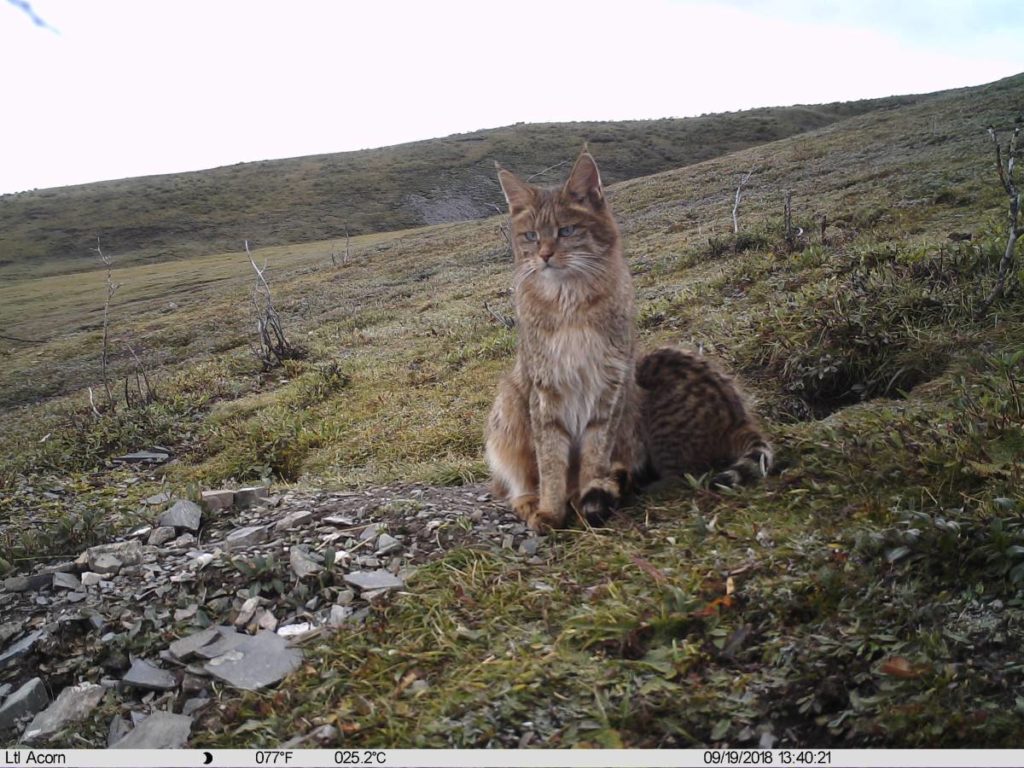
[523,231,538,242]
[557,225,576,237]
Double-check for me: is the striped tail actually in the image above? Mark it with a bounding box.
[711,434,773,488]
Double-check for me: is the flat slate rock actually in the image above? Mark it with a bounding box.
[110,711,192,749]
[168,626,242,662]
[234,486,270,509]
[77,540,144,572]
[193,628,250,660]
[52,572,82,591]
[234,596,262,627]
[158,499,202,532]
[91,553,124,576]
[113,450,169,464]
[201,489,235,512]
[148,526,177,546]
[275,509,313,532]
[168,626,220,660]
[107,715,131,747]
[0,623,22,645]
[203,631,301,691]
[23,682,105,743]
[289,547,322,579]
[122,658,177,691]
[0,629,46,668]
[223,525,269,550]
[0,677,48,732]
[3,573,53,593]
[343,570,404,592]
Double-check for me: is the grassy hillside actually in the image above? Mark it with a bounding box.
[0,94,928,280]
[1,73,1023,747]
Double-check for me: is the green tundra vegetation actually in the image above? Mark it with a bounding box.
[0,73,1022,747]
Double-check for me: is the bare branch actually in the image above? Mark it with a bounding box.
[978,125,1023,316]
[783,190,794,249]
[94,237,119,411]
[527,159,571,183]
[126,340,157,405]
[87,387,100,419]
[488,203,513,259]
[246,240,301,368]
[732,169,755,235]
[989,126,1012,195]
[483,300,515,329]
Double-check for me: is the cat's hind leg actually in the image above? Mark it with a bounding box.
[484,374,540,524]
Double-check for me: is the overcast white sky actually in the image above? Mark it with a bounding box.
[2,0,1022,194]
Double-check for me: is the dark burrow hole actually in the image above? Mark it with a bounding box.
[766,362,947,422]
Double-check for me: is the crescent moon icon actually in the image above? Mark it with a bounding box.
[203,752,214,765]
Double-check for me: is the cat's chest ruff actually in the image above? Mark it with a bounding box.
[544,326,606,375]
[531,326,624,436]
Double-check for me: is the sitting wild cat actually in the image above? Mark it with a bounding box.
[485,148,771,532]
[485,149,643,532]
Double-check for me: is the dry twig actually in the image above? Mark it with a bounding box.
[527,159,572,183]
[977,124,1023,316]
[125,340,157,406]
[483,300,515,329]
[93,237,120,411]
[488,202,513,259]
[732,169,755,234]
[246,240,300,368]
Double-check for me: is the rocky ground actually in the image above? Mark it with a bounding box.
[0,475,540,748]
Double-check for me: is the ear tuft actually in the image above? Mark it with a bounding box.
[497,167,534,212]
[563,150,603,206]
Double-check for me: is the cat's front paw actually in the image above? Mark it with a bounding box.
[511,494,566,532]
[510,493,539,522]
[526,507,564,533]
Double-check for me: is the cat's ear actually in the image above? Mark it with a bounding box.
[563,149,603,206]
[496,163,534,213]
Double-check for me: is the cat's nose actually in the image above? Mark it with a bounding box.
[539,247,554,262]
